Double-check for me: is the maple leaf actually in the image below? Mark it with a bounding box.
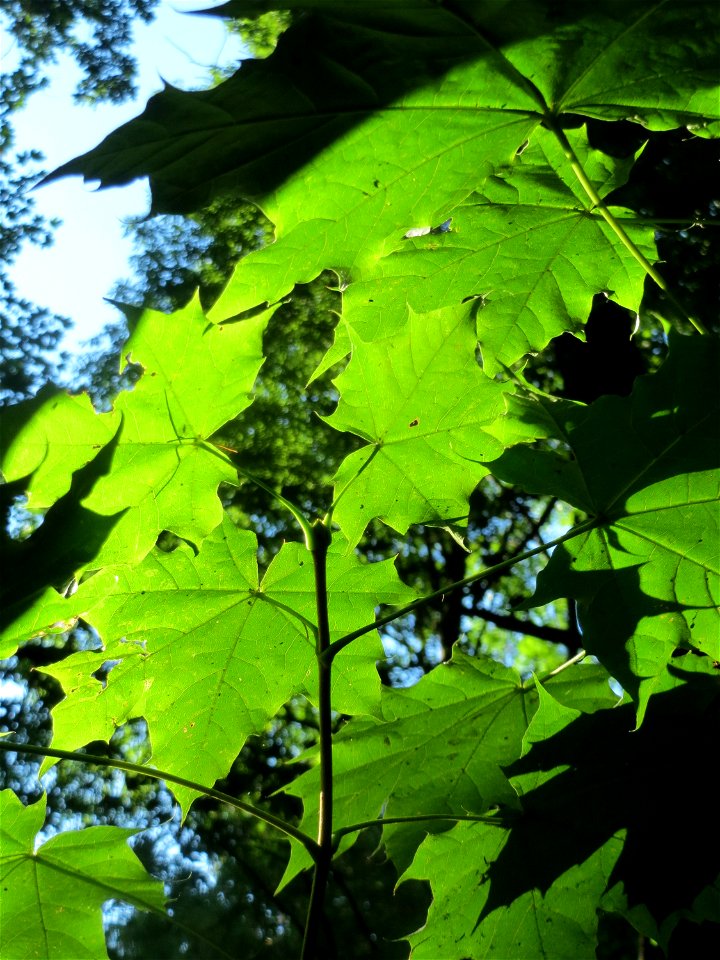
[325,304,513,546]
[38,518,415,813]
[490,334,720,710]
[0,792,165,960]
[2,3,718,956]
[0,296,271,568]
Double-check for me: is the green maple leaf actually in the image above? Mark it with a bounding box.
[354,126,654,374]
[51,2,719,213]
[47,2,719,377]
[38,517,415,813]
[456,660,720,952]
[279,654,618,887]
[4,3,718,953]
[324,304,514,546]
[0,791,165,960]
[0,387,120,506]
[490,333,720,707]
[403,820,623,960]
[48,4,541,216]
[0,297,270,568]
[399,659,720,959]
[0,431,127,652]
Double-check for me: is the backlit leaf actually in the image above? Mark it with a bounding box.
[324,304,512,546]
[0,791,164,960]
[50,1,719,378]
[0,297,270,568]
[281,654,618,886]
[39,518,415,812]
[404,820,623,960]
[466,661,720,948]
[490,334,720,706]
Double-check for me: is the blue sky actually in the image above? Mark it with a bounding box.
[6,2,245,358]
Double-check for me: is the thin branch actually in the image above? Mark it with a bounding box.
[469,607,574,645]
[0,739,319,858]
[13,644,70,668]
[301,519,335,960]
[467,495,557,601]
[529,496,558,544]
[329,866,378,956]
[323,518,599,663]
[233,844,310,943]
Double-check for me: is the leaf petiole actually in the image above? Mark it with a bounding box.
[322,517,599,663]
[537,648,588,681]
[199,438,315,547]
[332,811,510,849]
[0,739,320,859]
[548,120,708,335]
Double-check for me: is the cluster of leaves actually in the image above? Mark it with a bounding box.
[0,0,157,111]
[0,149,70,402]
[1,2,719,958]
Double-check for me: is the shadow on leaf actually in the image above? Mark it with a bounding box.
[0,423,127,639]
[477,667,720,936]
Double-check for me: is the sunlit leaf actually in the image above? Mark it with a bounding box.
[2,2,718,955]
[39,518,415,812]
[0,296,270,568]
[324,304,514,546]
[490,334,720,707]
[404,820,623,960]
[280,655,618,887]
[0,791,165,960]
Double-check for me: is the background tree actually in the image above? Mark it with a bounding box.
[0,0,160,401]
